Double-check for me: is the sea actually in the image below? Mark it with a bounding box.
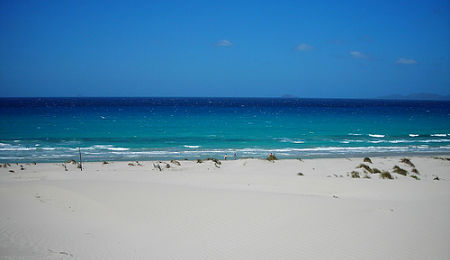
[0,97,449,162]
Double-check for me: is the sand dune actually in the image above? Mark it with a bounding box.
[0,156,449,259]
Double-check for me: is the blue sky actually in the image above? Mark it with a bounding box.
[0,0,449,98]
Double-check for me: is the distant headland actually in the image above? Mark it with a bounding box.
[377,93,450,101]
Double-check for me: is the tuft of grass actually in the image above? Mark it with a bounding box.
[400,158,415,167]
[297,158,303,161]
[297,172,304,176]
[433,176,440,180]
[357,163,374,173]
[196,159,203,163]
[351,171,360,178]
[433,157,450,161]
[363,157,372,163]
[266,154,278,161]
[372,168,381,173]
[380,171,393,179]
[393,165,407,176]
[170,160,181,166]
[128,163,135,166]
[66,159,77,165]
[412,168,419,174]
[363,173,371,179]
[410,175,420,180]
[102,161,109,164]
[206,158,221,165]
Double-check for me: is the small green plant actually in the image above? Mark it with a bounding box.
[380,171,393,179]
[357,163,374,173]
[372,168,381,173]
[393,165,407,176]
[206,158,221,165]
[351,171,360,178]
[196,159,203,163]
[412,168,419,174]
[410,175,420,180]
[66,159,77,165]
[128,162,135,166]
[400,158,415,167]
[363,157,372,163]
[297,172,304,176]
[363,173,371,179]
[170,160,181,166]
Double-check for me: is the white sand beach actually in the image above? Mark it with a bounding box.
[1,156,449,259]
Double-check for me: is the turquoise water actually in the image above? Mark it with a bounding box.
[0,98,449,162]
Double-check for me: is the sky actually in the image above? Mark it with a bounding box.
[0,0,449,98]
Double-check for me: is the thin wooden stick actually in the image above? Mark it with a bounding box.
[78,147,83,171]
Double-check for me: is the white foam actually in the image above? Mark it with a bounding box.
[278,138,305,144]
[0,146,36,151]
[388,140,413,143]
[431,134,447,137]
[409,134,419,137]
[419,139,450,143]
[348,133,362,136]
[368,134,385,138]
[184,145,200,149]
[91,145,113,149]
[107,147,129,151]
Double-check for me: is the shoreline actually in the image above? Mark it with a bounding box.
[2,152,450,164]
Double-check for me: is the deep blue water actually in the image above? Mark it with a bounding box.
[0,97,449,162]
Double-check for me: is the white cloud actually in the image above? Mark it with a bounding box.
[216,40,233,47]
[349,51,367,59]
[296,43,314,51]
[396,58,418,64]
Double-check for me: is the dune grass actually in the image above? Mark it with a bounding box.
[351,171,360,178]
[380,171,393,179]
[363,157,372,163]
[393,165,408,176]
[400,158,415,167]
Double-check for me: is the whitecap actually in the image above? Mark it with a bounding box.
[419,139,450,143]
[409,134,419,137]
[388,140,412,143]
[107,147,129,151]
[368,134,385,138]
[184,145,200,149]
[277,138,304,144]
[431,134,447,137]
[348,133,362,136]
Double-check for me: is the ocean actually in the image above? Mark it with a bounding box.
[0,97,449,162]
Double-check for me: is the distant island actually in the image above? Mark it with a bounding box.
[281,94,297,98]
[377,93,450,101]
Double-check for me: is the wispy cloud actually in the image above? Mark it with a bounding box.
[396,58,418,64]
[296,43,314,51]
[349,51,367,59]
[215,40,233,47]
